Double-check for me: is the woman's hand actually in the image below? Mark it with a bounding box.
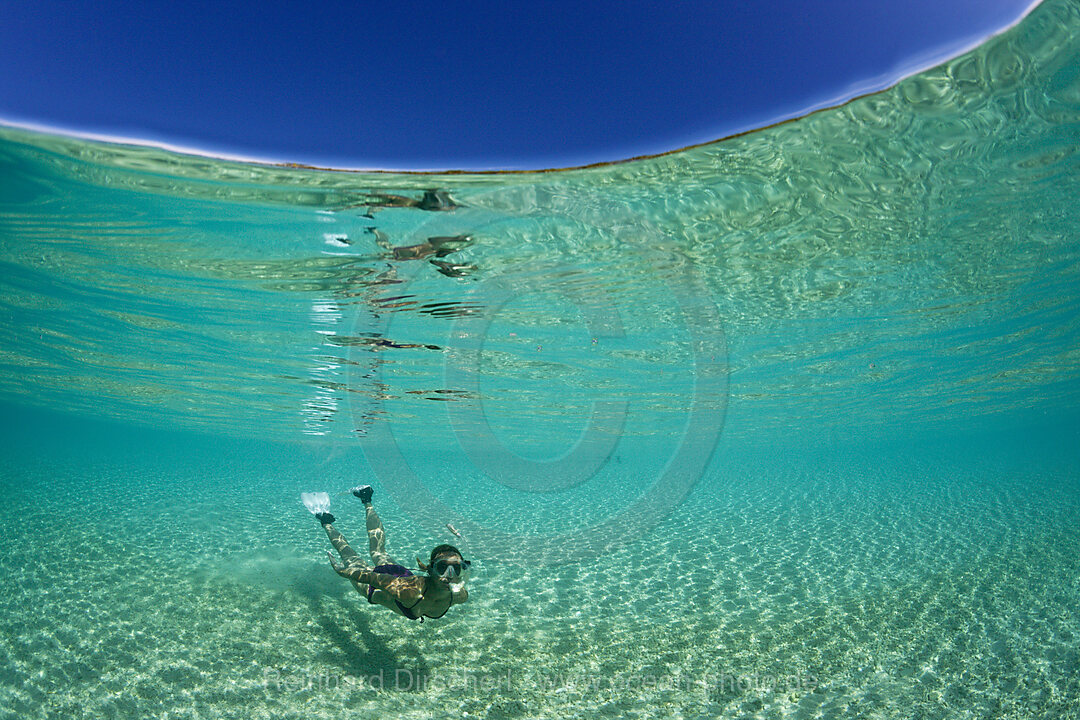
[326,551,349,576]
[327,552,372,581]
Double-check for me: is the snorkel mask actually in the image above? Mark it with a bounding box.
[420,544,471,591]
[422,554,471,591]
[434,556,470,580]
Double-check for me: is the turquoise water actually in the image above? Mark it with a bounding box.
[1,0,1079,718]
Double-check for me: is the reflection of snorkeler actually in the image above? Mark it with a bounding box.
[328,336,441,351]
[429,258,475,278]
[302,486,470,622]
[366,229,477,277]
[349,189,459,217]
[369,228,473,261]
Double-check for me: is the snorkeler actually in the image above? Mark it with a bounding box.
[301,486,470,622]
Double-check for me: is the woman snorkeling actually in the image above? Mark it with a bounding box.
[302,485,470,622]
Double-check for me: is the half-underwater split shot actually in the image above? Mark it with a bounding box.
[2,1,1079,719]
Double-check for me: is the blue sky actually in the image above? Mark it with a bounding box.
[0,0,1040,170]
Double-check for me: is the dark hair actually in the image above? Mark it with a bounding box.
[429,544,463,565]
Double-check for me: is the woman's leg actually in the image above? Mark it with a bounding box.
[323,522,363,564]
[365,503,396,567]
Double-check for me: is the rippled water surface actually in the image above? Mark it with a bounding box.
[1,1,1079,718]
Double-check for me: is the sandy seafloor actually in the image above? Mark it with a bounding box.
[0,408,1077,720]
